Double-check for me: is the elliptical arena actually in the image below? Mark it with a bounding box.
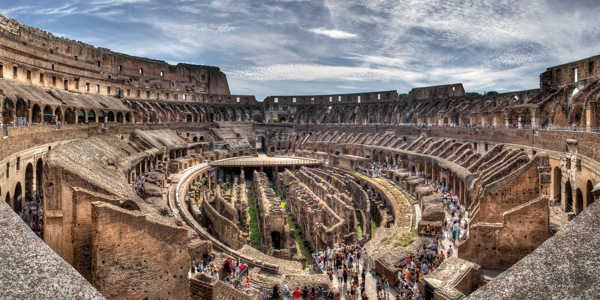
[0,14,599,300]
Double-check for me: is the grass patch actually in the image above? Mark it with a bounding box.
[281,201,286,210]
[246,188,262,251]
[371,216,379,237]
[356,217,363,239]
[270,185,282,198]
[286,213,313,268]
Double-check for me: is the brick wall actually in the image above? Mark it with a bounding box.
[91,202,189,300]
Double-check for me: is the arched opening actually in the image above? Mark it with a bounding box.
[107,111,115,122]
[43,106,53,123]
[87,110,96,123]
[565,181,573,213]
[552,167,561,202]
[14,183,22,214]
[5,192,11,209]
[193,136,198,142]
[3,98,15,124]
[31,104,42,123]
[64,108,76,124]
[36,159,43,193]
[54,107,63,122]
[186,114,192,122]
[25,164,33,200]
[77,109,86,123]
[98,110,105,123]
[199,136,205,141]
[16,98,28,123]
[522,109,532,127]
[279,117,287,123]
[125,112,132,123]
[571,105,583,125]
[575,188,584,214]
[271,231,281,249]
[117,112,124,123]
[586,180,594,208]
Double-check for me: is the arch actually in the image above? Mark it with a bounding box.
[36,158,43,193]
[193,136,198,142]
[571,104,584,125]
[77,109,86,123]
[5,192,11,209]
[16,98,28,122]
[14,182,22,214]
[117,112,124,123]
[25,164,34,200]
[564,181,573,213]
[43,105,53,123]
[3,98,15,124]
[575,188,584,214]
[552,167,561,202]
[64,108,76,124]
[186,114,192,122]
[107,111,115,122]
[279,117,287,123]
[54,107,63,122]
[586,180,594,208]
[87,110,96,123]
[125,112,132,123]
[98,110,105,122]
[31,104,42,123]
[521,109,532,127]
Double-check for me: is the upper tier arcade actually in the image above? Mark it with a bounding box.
[0,14,234,101]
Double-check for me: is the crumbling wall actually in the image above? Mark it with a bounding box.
[91,202,189,300]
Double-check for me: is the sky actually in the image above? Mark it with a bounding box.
[2,0,600,100]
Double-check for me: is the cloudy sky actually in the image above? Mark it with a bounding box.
[2,0,600,100]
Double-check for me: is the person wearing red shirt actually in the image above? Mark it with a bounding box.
[293,287,302,299]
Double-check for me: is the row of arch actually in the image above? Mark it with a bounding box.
[4,158,44,215]
[2,98,133,124]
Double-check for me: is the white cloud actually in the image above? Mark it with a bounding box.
[308,28,358,39]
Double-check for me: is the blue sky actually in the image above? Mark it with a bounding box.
[2,0,600,100]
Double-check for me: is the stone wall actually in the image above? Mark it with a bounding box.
[91,202,189,300]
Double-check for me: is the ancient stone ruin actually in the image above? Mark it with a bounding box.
[0,13,599,300]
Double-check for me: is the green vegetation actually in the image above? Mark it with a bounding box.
[270,185,282,198]
[371,216,378,237]
[467,92,482,98]
[246,188,262,251]
[486,91,498,95]
[356,216,363,239]
[286,213,313,268]
[398,93,409,101]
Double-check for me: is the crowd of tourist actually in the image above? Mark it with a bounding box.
[356,162,398,178]
[189,251,252,291]
[18,193,44,238]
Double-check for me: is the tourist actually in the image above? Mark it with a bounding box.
[282,284,290,299]
[272,283,280,299]
[309,288,316,300]
[293,287,302,299]
[302,286,309,300]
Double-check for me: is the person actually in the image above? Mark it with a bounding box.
[384,279,390,300]
[293,287,302,299]
[447,245,453,257]
[376,277,381,297]
[302,286,309,300]
[273,283,280,300]
[327,289,335,300]
[282,284,290,300]
[318,287,324,299]
[309,288,316,300]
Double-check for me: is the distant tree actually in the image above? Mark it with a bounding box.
[486,91,498,95]
[467,92,482,98]
[398,93,409,101]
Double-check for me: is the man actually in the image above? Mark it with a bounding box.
[293,287,302,299]
[447,245,453,257]
[301,286,309,300]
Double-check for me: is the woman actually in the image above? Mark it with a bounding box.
[272,283,280,300]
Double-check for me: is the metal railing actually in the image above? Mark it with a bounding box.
[210,159,321,167]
